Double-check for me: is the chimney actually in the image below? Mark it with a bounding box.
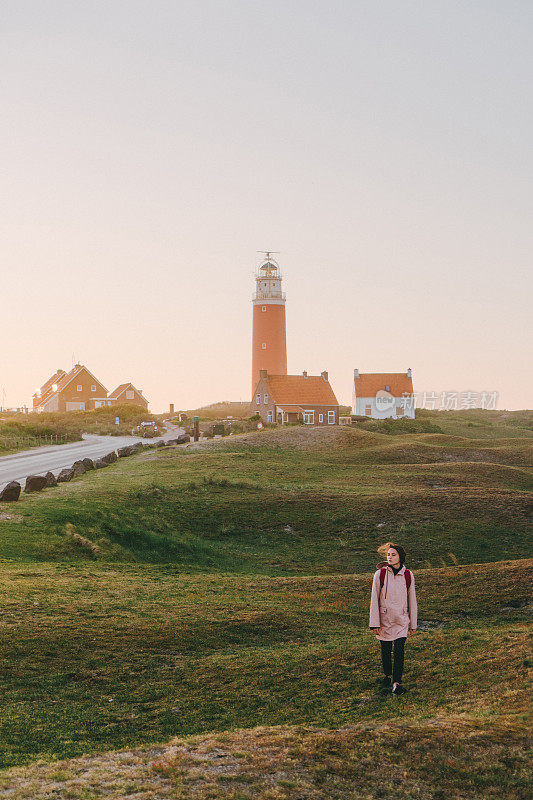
[354,368,359,379]
[302,370,308,378]
[321,371,328,382]
[407,368,412,378]
[259,369,268,379]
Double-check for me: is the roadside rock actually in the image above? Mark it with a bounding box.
[0,481,21,502]
[130,443,143,454]
[57,468,75,482]
[156,440,166,448]
[45,471,57,487]
[82,458,95,470]
[72,461,86,476]
[101,451,117,464]
[117,446,133,457]
[94,458,108,469]
[24,475,48,493]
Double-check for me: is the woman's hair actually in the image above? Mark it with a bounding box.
[377,541,407,566]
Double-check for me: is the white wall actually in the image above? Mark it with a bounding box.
[353,395,415,420]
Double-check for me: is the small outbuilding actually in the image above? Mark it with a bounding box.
[352,369,415,419]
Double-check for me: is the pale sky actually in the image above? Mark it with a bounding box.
[1,0,532,412]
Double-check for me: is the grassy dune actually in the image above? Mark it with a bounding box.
[0,558,530,795]
[0,411,531,797]
[0,418,530,571]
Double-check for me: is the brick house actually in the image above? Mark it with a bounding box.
[108,383,149,409]
[352,369,415,419]
[253,370,341,425]
[33,364,111,412]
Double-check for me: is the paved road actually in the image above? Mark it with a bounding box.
[0,424,183,491]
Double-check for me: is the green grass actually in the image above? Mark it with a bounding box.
[0,404,157,452]
[0,559,530,771]
[0,410,531,796]
[1,419,531,571]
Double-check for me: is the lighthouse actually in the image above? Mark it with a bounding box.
[251,253,287,395]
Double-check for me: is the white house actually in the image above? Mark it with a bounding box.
[352,369,415,419]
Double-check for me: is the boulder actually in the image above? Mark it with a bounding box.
[117,446,133,457]
[82,458,95,470]
[72,461,86,476]
[57,468,75,482]
[94,458,108,469]
[101,451,117,464]
[131,443,143,454]
[45,471,57,487]
[156,440,166,448]
[175,434,190,444]
[0,481,21,502]
[24,475,48,493]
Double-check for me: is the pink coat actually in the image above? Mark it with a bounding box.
[369,564,418,641]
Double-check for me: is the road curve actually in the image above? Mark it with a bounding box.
[0,425,182,491]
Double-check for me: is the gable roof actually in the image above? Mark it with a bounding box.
[108,383,131,399]
[109,383,148,403]
[262,374,339,406]
[37,365,107,406]
[353,373,414,397]
[36,369,66,397]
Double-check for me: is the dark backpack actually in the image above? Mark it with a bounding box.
[379,567,412,613]
[379,566,411,591]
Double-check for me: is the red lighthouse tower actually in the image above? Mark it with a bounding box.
[251,253,287,396]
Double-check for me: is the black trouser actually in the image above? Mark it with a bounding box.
[380,637,406,683]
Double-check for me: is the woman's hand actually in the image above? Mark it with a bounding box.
[371,627,381,635]
[408,629,417,637]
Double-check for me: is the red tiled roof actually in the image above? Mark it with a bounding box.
[108,383,147,403]
[354,373,414,397]
[39,369,66,396]
[38,365,107,405]
[265,375,339,406]
[108,383,131,399]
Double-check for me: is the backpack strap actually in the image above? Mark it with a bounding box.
[404,569,411,615]
[379,567,412,614]
[379,567,386,588]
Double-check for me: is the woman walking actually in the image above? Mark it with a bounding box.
[369,542,418,694]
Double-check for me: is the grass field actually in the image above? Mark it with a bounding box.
[0,404,157,455]
[0,409,531,797]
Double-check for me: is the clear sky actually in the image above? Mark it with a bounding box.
[1,1,531,412]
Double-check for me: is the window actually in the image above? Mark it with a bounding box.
[328,411,335,424]
[126,390,134,400]
[76,384,82,392]
[396,406,404,416]
[91,385,96,392]
[385,385,391,392]
[264,394,269,403]
[303,410,315,425]
[262,343,267,349]
[365,405,372,416]
[262,306,266,312]
[256,394,260,405]
[319,413,323,423]
[267,411,273,423]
